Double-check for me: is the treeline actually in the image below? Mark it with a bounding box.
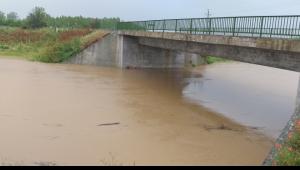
[47,17,120,29]
[0,11,23,27]
[0,7,120,29]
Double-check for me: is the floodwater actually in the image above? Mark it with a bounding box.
[0,57,297,166]
[183,62,299,139]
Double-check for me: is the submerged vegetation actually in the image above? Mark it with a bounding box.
[206,56,229,65]
[0,27,108,62]
[275,120,300,166]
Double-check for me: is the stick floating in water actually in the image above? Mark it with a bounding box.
[97,122,120,127]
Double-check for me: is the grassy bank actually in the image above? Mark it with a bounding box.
[0,28,108,62]
[275,120,300,166]
[206,56,228,65]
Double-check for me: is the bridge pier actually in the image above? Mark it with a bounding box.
[263,74,300,165]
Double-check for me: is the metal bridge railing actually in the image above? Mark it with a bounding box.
[117,16,300,39]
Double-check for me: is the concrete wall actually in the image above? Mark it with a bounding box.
[65,33,119,67]
[120,36,202,68]
[66,33,204,69]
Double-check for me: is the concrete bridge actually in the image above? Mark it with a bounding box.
[67,15,300,165]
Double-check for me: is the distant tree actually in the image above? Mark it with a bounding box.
[0,11,6,24]
[26,7,50,29]
[7,12,18,21]
[90,18,101,29]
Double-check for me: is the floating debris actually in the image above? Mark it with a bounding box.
[98,122,120,127]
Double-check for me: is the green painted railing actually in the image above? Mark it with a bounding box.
[117,15,300,39]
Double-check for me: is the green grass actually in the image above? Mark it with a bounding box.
[275,122,300,166]
[0,28,108,63]
[32,38,81,63]
[206,56,228,65]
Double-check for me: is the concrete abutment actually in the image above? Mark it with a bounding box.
[66,33,204,68]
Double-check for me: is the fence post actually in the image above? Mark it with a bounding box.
[208,18,212,35]
[232,17,237,36]
[153,21,155,32]
[270,28,273,38]
[163,20,166,33]
[144,21,147,31]
[260,17,265,38]
[175,19,178,33]
[190,19,193,34]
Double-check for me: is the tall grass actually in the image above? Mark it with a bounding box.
[206,56,228,64]
[275,120,300,166]
[0,28,108,63]
[33,38,81,63]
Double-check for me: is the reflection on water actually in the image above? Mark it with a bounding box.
[0,58,282,165]
[183,62,299,139]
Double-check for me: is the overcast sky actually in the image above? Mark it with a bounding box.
[1,0,300,21]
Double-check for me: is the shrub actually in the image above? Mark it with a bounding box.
[34,38,81,63]
[275,121,300,166]
[206,56,228,64]
[0,44,9,49]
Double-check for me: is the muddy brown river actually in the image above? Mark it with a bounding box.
[0,57,298,165]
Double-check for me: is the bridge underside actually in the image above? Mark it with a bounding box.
[119,35,204,68]
[119,31,300,72]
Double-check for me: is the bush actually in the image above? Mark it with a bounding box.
[34,38,81,63]
[0,44,9,49]
[275,121,300,166]
[206,56,228,64]
[276,146,300,166]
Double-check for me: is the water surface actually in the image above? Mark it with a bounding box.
[0,58,284,165]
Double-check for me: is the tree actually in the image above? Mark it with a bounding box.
[26,7,49,29]
[0,11,6,24]
[7,12,18,21]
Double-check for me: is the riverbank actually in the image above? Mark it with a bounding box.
[0,28,109,63]
[274,120,300,166]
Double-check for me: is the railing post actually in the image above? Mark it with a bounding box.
[232,17,237,36]
[175,19,178,33]
[153,21,155,32]
[208,18,212,35]
[190,19,193,34]
[260,17,265,38]
[270,28,273,38]
[163,20,166,33]
[144,21,147,31]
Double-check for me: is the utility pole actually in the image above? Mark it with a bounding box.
[206,9,212,18]
[205,9,212,34]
